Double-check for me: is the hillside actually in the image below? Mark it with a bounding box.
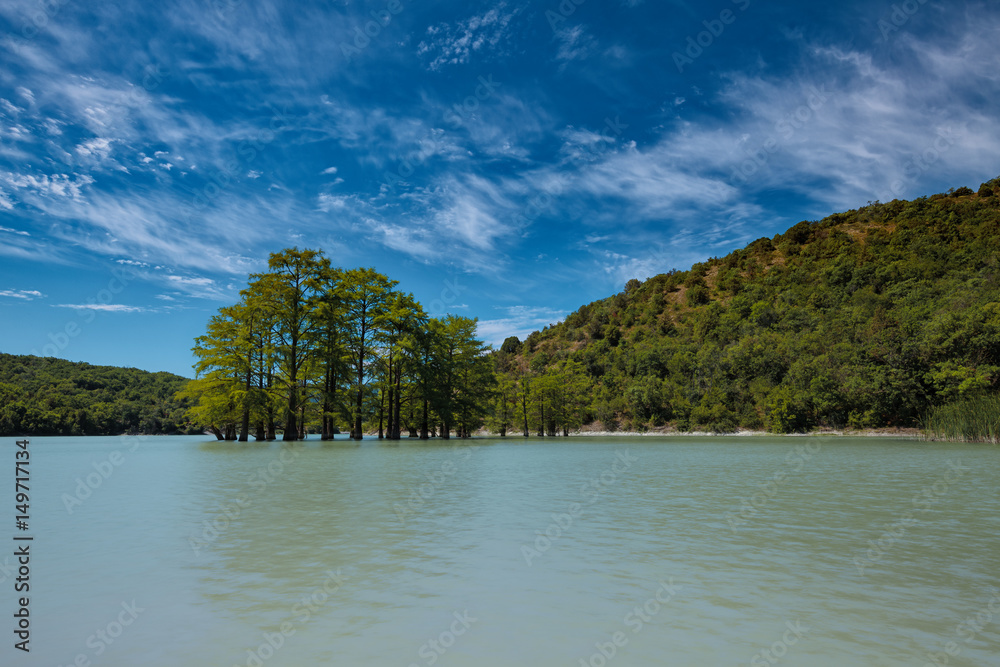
[0,354,198,436]
[509,179,1000,433]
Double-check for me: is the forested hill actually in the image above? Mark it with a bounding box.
[0,354,197,436]
[510,179,1000,432]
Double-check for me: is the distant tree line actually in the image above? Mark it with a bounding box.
[0,353,195,436]
[186,248,494,441]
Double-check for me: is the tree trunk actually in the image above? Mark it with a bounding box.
[323,364,338,441]
[210,424,224,440]
[394,364,403,439]
[522,391,529,437]
[266,369,277,440]
[284,381,298,441]
[377,386,385,439]
[255,421,266,441]
[420,399,429,439]
[239,368,251,442]
[354,384,363,440]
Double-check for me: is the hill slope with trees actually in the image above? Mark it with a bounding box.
[497,179,1000,433]
[0,354,196,436]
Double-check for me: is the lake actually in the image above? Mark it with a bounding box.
[7,435,999,666]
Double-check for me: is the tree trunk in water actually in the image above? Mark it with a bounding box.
[210,424,224,440]
[284,382,298,441]
[537,402,545,437]
[420,399,429,440]
[522,393,529,437]
[353,384,363,440]
[441,421,450,440]
[353,335,365,440]
[378,387,386,439]
[392,366,402,439]
[255,421,266,441]
[321,366,331,441]
[225,424,237,441]
[266,370,277,440]
[238,407,250,442]
[238,368,251,442]
[322,401,332,440]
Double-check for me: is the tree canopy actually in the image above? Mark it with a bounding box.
[187,248,494,440]
[0,353,196,436]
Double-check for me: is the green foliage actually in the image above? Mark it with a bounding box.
[188,249,492,441]
[504,179,1000,433]
[0,354,196,436]
[923,394,1000,443]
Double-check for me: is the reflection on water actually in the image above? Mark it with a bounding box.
[13,435,1000,666]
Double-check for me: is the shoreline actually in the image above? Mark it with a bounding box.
[475,426,925,439]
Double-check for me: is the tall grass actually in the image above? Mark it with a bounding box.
[922,395,1000,443]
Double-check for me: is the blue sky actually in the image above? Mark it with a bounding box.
[1,0,999,377]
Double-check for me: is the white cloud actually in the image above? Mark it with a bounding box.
[0,225,28,235]
[317,192,352,212]
[475,306,567,346]
[53,303,148,312]
[598,250,664,286]
[75,137,114,160]
[554,26,597,62]
[0,289,44,300]
[418,4,521,70]
[166,275,215,287]
[163,274,229,299]
[320,166,338,175]
[0,172,94,200]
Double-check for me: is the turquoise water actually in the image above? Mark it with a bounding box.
[4,435,998,666]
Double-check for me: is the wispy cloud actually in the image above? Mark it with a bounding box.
[417,4,522,70]
[0,289,45,300]
[53,303,149,312]
[476,305,567,346]
[554,25,598,63]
